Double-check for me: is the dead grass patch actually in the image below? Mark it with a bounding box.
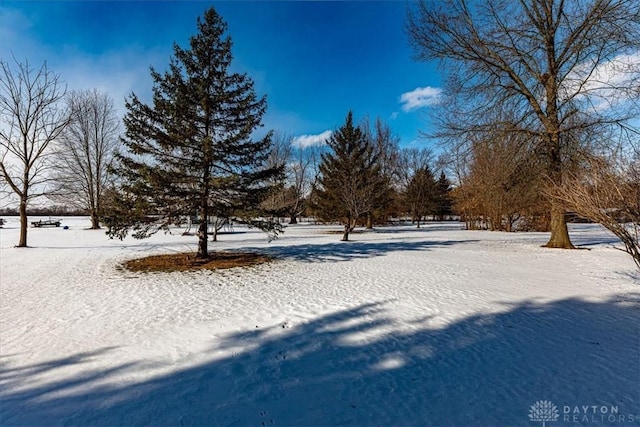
[122,251,271,273]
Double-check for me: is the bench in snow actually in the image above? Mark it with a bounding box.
[31,220,61,228]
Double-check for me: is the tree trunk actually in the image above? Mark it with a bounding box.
[289,215,297,224]
[416,217,421,228]
[197,212,208,258]
[342,224,350,241]
[342,216,354,241]
[543,205,574,248]
[17,198,27,247]
[366,214,373,229]
[212,225,218,242]
[90,209,100,229]
[540,53,575,249]
[543,134,575,249]
[197,220,208,257]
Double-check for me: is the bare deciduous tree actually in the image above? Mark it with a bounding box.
[396,147,434,191]
[553,153,640,268]
[408,0,640,248]
[52,89,119,229]
[362,117,400,227]
[262,132,293,219]
[287,142,322,224]
[263,132,328,224]
[455,131,548,232]
[0,59,69,246]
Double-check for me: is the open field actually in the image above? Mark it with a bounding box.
[1,217,639,426]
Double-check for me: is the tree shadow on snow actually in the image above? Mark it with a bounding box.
[244,238,478,263]
[371,223,467,234]
[1,295,639,426]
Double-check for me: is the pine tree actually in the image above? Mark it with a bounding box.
[106,7,282,258]
[435,171,453,221]
[405,166,438,227]
[315,111,382,241]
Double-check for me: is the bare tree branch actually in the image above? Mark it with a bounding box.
[0,58,69,246]
[50,89,119,229]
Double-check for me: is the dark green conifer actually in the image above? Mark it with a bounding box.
[315,112,383,241]
[435,171,453,220]
[107,7,282,258]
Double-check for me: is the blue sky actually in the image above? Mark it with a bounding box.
[0,1,442,148]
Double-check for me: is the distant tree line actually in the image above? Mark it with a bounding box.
[0,205,87,217]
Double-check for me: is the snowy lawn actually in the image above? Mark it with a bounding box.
[1,217,639,426]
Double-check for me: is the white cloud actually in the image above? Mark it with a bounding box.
[390,112,399,120]
[292,130,332,148]
[400,86,442,112]
[563,51,640,111]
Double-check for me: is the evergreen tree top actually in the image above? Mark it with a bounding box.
[173,8,233,78]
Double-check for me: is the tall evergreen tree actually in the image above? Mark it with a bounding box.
[405,166,438,227]
[107,8,281,258]
[435,171,453,221]
[315,112,382,241]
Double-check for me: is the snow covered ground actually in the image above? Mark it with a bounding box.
[0,217,638,426]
